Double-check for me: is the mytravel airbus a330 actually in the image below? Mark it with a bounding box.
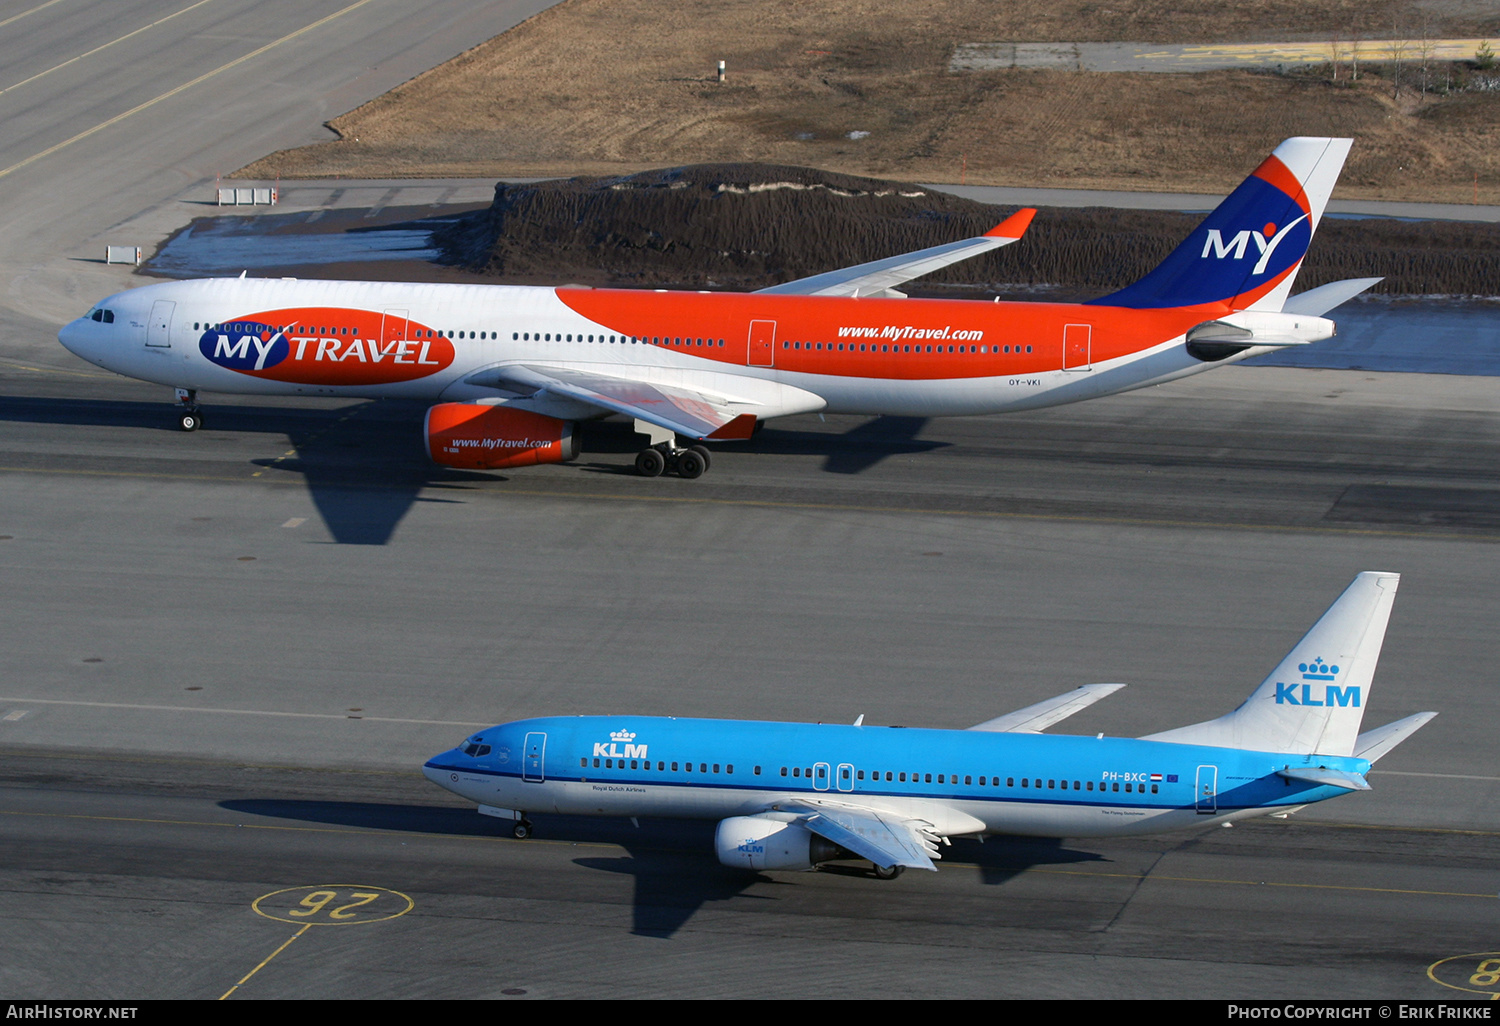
[425,573,1434,879]
[60,137,1375,477]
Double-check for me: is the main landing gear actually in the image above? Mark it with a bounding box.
[631,419,715,478]
[511,817,533,839]
[174,388,203,432]
[634,443,712,479]
[872,864,904,880]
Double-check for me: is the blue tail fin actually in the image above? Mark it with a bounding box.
[1090,138,1351,312]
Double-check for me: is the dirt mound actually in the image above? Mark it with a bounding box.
[432,164,1500,297]
[432,164,1013,289]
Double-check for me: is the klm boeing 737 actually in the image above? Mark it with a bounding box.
[424,573,1434,879]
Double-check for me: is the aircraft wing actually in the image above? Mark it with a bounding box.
[485,363,817,441]
[754,208,1035,298]
[772,796,941,871]
[966,683,1126,733]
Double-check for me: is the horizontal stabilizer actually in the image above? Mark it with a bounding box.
[1277,765,1371,791]
[1282,277,1383,316]
[755,208,1035,298]
[1354,711,1438,763]
[968,683,1125,733]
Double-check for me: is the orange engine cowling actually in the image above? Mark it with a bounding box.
[425,403,579,469]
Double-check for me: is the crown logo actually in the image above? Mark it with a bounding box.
[610,729,636,743]
[1298,657,1338,680]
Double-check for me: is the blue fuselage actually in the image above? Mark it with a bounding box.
[424,715,1369,838]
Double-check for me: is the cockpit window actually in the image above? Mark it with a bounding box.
[462,743,491,757]
[88,309,115,324]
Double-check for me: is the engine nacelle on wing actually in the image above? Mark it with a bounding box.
[714,815,845,872]
[425,403,579,469]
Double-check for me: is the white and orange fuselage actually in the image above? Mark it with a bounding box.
[60,276,1237,414]
[57,138,1363,474]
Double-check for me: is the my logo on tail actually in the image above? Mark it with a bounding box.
[1200,213,1311,275]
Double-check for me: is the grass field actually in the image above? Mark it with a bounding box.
[238,0,1500,202]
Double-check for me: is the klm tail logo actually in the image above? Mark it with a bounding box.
[1201,213,1310,275]
[1275,657,1360,707]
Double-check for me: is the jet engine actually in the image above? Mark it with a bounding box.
[714,815,847,872]
[425,402,579,470]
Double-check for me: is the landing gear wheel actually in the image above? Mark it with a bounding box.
[675,448,706,479]
[873,864,904,880]
[688,445,712,472]
[178,410,202,432]
[635,448,666,477]
[512,820,532,840]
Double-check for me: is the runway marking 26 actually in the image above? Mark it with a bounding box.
[252,884,412,926]
[222,885,413,1000]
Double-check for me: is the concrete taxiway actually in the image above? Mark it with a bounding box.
[3,354,1499,998]
[3,749,1496,999]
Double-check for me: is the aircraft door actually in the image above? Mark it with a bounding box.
[1063,323,1091,370]
[836,763,854,792]
[813,762,830,792]
[1195,765,1218,814]
[747,319,776,367]
[147,300,175,347]
[523,732,547,782]
[380,308,409,349]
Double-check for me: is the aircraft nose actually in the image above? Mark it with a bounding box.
[57,318,90,359]
[422,758,453,788]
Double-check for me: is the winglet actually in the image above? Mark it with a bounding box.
[985,207,1036,239]
[706,413,757,441]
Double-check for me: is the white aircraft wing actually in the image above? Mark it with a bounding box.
[487,363,819,441]
[966,683,1126,733]
[754,208,1036,298]
[772,796,941,871]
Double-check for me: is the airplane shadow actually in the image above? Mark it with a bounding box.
[0,395,488,545]
[0,395,947,544]
[575,414,948,475]
[221,797,762,936]
[947,834,1107,886]
[221,798,1107,937]
[812,416,944,475]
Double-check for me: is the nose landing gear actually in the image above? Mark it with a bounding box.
[174,388,202,432]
